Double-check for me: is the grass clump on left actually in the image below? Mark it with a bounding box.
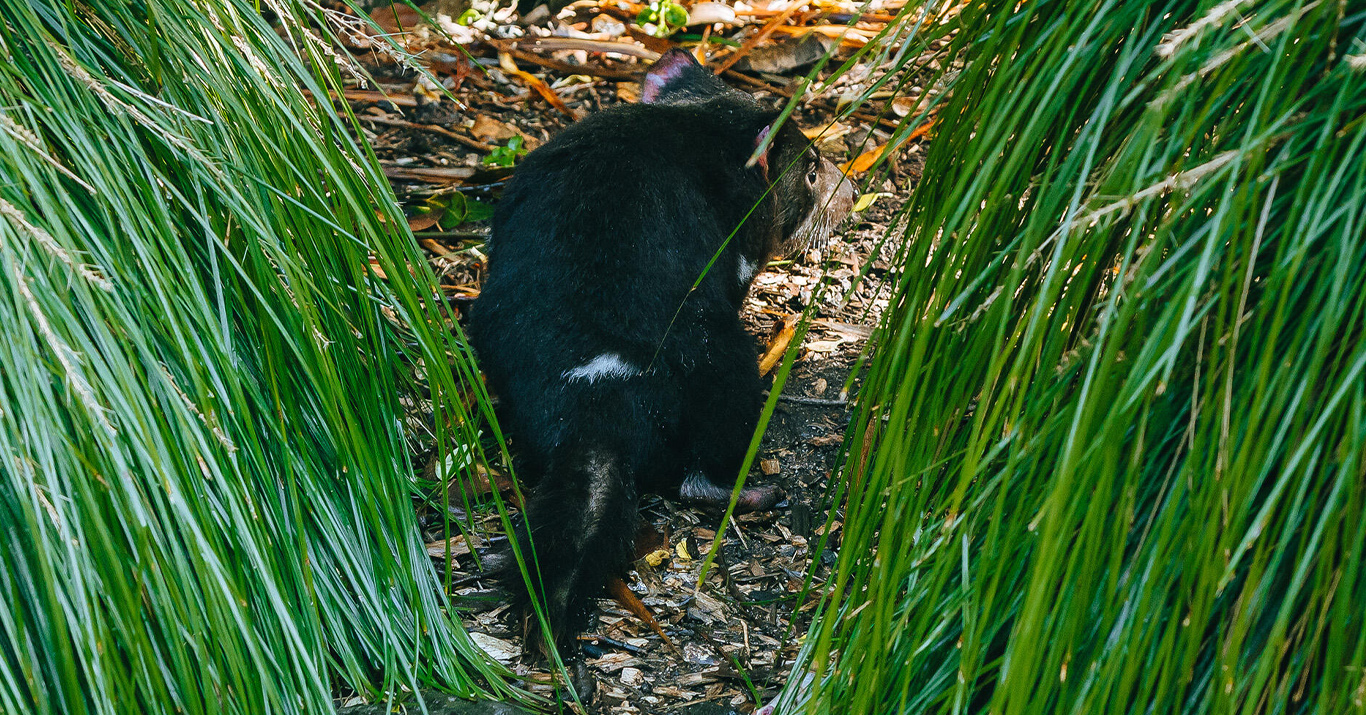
[0,1,529,713]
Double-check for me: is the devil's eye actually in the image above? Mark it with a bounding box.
[806,166,819,184]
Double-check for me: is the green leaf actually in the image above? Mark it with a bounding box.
[482,136,528,167]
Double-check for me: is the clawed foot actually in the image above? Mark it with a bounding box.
[679,472,784,514]
[733,483,784,513]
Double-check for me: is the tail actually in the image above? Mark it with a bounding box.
[502,449,638,656]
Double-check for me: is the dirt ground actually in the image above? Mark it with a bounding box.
[322,3,935,710]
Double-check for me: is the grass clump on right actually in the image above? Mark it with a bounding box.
[776,1,1366,712]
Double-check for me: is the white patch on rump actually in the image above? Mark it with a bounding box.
[579,453,614,548]
[563,353,639,383]
[737,256,757,283]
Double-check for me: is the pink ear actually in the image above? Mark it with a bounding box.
[752,124,773,176]
[642,49,700,103]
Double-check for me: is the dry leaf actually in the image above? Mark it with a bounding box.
[607,577,674,645]
[616,82,641,103]
[731,33,834,74]
[471,115,519,141]
[591,13,628,37]
[758,313,800,376]
[770,24,874,45]
[841,120,936,173]
[841,143,887,173]
[407,212,441,232]
[381,166,475,184]
[713,0,808,74]
[498,52,582,120]
[687,591,728,624]
[588,652,636,672]
[852,192,881,212]
[367,4,421,36]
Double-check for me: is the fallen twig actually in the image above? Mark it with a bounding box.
[381,165,478,183]
[416,229,492,240]
[775,393,849,407]
[359,113,494,152]
[338,88,418,107]
[579,633,646,654]
[488,43,640,80]
[507,37,660,59]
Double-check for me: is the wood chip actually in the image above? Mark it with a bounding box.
[687,2,740,26]
[424,535,473,559]
[468,632,518,662]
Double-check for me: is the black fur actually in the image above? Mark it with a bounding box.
[467,49,853,654]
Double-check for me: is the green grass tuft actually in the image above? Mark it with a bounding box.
[0,1,528,712]
[780,0,1366,712]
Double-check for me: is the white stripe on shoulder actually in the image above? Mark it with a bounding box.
[738,256,757,283]
[563,353,639,383]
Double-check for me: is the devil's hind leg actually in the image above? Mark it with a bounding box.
[673,328,783,513]
[511,446,637,650]
[502,377,668,656]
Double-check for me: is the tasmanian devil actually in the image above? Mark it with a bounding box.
[467,48,855,655]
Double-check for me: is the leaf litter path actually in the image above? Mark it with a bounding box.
[326,1,940,711]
